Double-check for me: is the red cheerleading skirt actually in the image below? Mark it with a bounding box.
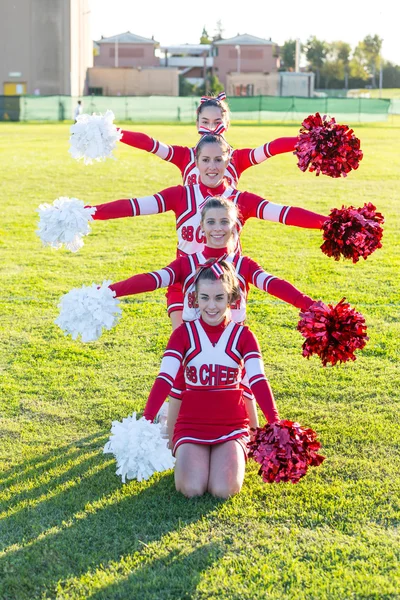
[172,389,250,456]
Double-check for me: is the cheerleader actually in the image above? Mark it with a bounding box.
[142,260,282,498]
[108,196,314,339]
[89,134,327,329]
[119,92,298,187]
[106,197,315,432]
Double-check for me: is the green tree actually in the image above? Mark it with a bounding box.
[196,73,224,96]
[305,36,328,88]
[382,60,400,88]
[280,39,296,70]
[200,26,212,45]
[350,35,383,87]
[179,76,197,97]
[362,34,383,87]
[321,41,351,88]
[349,43,369,81]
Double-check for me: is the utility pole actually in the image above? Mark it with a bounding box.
[295,39,301,72]
[235,45,241,74]
[115,35,119,68]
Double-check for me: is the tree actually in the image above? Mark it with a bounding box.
[350,35,382,87]
[362,34,383,87]
[305,36,328,88]
[179,76,197,97]
[321,41,351,88]
[280,39,296,70]
[349,43,369,81]
[200,26,212,45]
[196,73,224,96]
[382,61,400,88]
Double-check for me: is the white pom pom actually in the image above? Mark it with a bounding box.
[55,280,121,342]
[69,110,123,165]
[36,197,96,252]
[104,412,175,482]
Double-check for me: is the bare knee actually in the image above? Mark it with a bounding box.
[208,481,242,499]
[176,481,207,498]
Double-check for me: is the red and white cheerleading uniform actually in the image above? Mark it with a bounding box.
[109,245,314,322]
[143,317,280,455]
[92,180,326,314]
[109,244,314,402]
[120,130,299,187]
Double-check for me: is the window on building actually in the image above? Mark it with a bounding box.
[88,87,103,96]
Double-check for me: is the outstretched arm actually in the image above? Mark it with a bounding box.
[234,137,299,173]
[245,258,314,311]
[240,191,327,229]
[109,259,182,298]
[120,130,190,172]
[88,185,183,221]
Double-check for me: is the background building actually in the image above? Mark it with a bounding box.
[90,31,178,96]
[214,34,279,88]
[0,0,92,96]
[94,32,159,68]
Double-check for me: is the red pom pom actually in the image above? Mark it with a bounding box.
[297,298,368,367]
[248,420,325,484]
[321,203,384,263]
[295,113,363,178]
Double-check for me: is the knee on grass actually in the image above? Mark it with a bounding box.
[176,481,208,498]
[208,481,242,499]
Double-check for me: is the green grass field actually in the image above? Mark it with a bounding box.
[0,122,399,600]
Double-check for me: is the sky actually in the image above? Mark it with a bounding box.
[89,0,400,65]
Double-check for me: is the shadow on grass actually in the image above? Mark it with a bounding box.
[87,543,224,600]
[0,433,225,600]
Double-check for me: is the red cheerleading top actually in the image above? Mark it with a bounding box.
[120,129,298,187]
[109,245,314,322]
[143,317,280,425]
[91,179,327,258]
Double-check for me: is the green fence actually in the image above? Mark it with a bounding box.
[2,94,392,123]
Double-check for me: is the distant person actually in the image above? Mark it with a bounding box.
[74,100,83,123]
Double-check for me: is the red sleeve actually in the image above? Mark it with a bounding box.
[168,146,192,174]
[109,258,184,298]
[285,207,327,229]
[238,191,327,229]
[91,199,134,220]
[239,327,280,423]
[244,257,314,310]
[120,130,190,178]
[232,137,298,175]
[90,185,183,220]
[143,325,188,421]
[120,130,154,152]
[268,137,298,156]
[251,380,280,424]
[267,279,314,310]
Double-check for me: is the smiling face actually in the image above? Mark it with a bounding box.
[201,207,235,249]
[196,142,230,188]
[196,105,227,132]
[196,279,230,325]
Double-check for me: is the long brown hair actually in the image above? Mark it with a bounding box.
[195,260,241,305]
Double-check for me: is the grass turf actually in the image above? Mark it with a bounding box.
[0,121,399,600]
